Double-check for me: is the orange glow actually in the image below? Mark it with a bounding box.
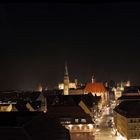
[84,82,106,93]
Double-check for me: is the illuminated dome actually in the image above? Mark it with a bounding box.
[84,83,106,93]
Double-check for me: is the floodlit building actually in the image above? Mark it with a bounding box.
[114,101,140,140]
[84,82,107,108]
[59,63,78,95]
[46,94,101,140]
[106,80,130,101]
[59,83,76,90]
[84,82,106,96]
[63,63,70,95]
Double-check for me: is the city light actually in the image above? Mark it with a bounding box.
[68,124,72,130]
[89,124,92,130]
[78,124,82,129]
[117,132,127,140]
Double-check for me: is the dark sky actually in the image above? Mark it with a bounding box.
[0,2,140,90]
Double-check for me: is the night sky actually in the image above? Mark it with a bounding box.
[0,2,140,90]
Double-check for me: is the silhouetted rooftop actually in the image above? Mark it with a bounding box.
[118,95,140,101]
[0,91,41,102]
[46,93,101,108]
[114,101,140,118]
[122,86,140,94]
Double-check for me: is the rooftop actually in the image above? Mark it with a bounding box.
[114,100,140,118]
[122,86,140,94]
[46,94,101,108]
[84,82,106,93]
[118,95,140,101]
[0,91,41,102]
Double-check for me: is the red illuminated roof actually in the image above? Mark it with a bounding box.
[84,83,106,93]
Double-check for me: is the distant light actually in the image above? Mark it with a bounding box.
[96,129,100,132]
[118,131,127,140]
[43,109,47,113]
[36,84,43,92]
[78,124,82,129]
[68,124,72,129]
[88,124,93,130]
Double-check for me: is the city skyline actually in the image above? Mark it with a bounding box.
[0,2,140,90]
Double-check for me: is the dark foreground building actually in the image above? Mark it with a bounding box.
[46,94,98,140]
[0,112,70,140]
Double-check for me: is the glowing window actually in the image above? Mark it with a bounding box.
[75,119,79,123]
[81,119,86,123]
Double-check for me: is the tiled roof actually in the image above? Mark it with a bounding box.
[84,83,106,93]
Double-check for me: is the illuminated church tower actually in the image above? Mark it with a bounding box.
[63,63,69,95]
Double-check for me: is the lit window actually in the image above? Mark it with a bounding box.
[75,119,79,123]
[88,124,93,130]
[61,120,71,124]
[81,119,86,123]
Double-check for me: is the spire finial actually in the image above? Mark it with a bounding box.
[65,61,68,76]
[92,74,95,83]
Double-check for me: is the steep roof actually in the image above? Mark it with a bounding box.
[46,94,101,108]
[84,82,106,93]
[46,94,96,123]
[47,106,90,118]
[114,101,140,118]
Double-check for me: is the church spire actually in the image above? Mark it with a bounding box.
[63,62,69,95]
[64,62,69,76]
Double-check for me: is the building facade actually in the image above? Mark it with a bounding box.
[114,101,140,140]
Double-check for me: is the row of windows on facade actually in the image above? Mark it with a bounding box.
[75,119,86,123]
[67,125,92,131]
[61,119,87,124]
[128,125,140,130]
[129,119,140,123]
[130,132,140,137]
